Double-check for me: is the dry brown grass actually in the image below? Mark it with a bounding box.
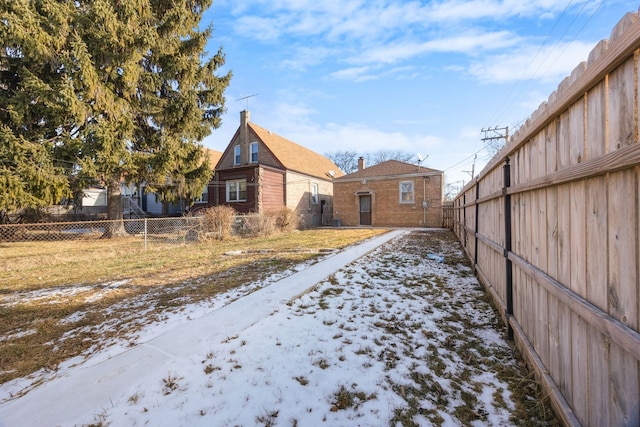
[0,228,387,385]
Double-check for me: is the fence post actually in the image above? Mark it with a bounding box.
[474,179,480,270]
[503,157,513,340]
[144,218,148,250]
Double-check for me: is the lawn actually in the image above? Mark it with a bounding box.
[1,229,559,426]
[0,228,387,385]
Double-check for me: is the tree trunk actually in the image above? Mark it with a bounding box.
[104,178,127,237]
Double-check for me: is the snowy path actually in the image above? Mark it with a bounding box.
[0,230,406,427]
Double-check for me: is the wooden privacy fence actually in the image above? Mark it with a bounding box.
[442,201,455,228]
[453,12,640,427]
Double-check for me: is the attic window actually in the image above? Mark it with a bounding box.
[234,145,241,165]
[249,142,258,163]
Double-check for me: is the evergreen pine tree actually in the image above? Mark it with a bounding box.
[1,0,231,233]
[0,1,76,219]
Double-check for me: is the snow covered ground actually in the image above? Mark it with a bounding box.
[0,229,553,426]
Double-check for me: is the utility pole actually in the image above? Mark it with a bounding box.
[463,154,477,179]
[481,126,509,154]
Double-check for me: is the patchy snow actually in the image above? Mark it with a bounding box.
[0,280,133,307]
[0,230,543,426]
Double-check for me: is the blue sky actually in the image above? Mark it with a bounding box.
[201,0,638,189]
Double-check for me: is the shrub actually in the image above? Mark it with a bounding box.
[271,207,299,232]
[237,212,275,237]
[202,205,236,240]
[236,208,299,237]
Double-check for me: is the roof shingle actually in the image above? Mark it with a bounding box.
[249,123,344,180]
[336,160,442,180]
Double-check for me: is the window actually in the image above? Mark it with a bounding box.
[195,187,208,203]
[234,145,241,165]
[226,179,247,202]
[399,181,414,203]
[249,142,258,163]
[311,183,319,204]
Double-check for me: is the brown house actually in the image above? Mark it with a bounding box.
[210,111,344,227]
[333,158,443,227]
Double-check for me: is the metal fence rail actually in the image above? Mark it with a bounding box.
[0,217,206,249]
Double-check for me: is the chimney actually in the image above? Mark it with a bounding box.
[358,156,366,171]
[240,110,250,127]
[239,110,250,147]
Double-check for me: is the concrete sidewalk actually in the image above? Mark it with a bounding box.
[0,229,406,427]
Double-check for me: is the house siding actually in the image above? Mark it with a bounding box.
[212,167,258,214]
[257,167,285,212]
[217,129,282,172]
[334,174,443,227]
[285,171,335,227]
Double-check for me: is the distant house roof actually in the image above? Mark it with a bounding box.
[336,160,442,181]
[204,148,223,170]
[248,122,344,180]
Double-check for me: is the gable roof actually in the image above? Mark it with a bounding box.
[336,160,442,180]
[204,148,223,170]
[248,122,344,180]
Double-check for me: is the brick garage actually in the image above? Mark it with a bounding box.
[333,159,443,227]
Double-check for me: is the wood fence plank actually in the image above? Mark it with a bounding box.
[546,168,561,386]
[570,180,588,423]
[607,169,640,426]
[608,56,637,152]
[521,144,534,340]
[609,344,640,426]
[570,182,587,299]
[587,79,608,158]
[547,292,561,386]
[536,189,550,366]
[558,299,573,405]
[588,327,610,426]
[557,183,573,403]
[607,170,638,325]
[586,176,609,312]
[586,175,611,424]
[559,113,571,169]
[570,97,586,167]
[533,132,550,366]
[571,314,589,425]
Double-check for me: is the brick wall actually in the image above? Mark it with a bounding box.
[285,171,335,228]
[334,174,443,227]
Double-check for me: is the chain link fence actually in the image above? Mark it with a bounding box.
[0,217,207,249]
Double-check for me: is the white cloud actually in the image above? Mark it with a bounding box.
[425,0,548,21]
[329,65,418,82]
[234,16,284,41]
[279,46,338,71]
[221,0,603,85]
[468,40,596,83]
[239,100,444,155]
[226,0,594,41]
[329,66,373,81]
[290,121,444,155]
[352,31,520,65]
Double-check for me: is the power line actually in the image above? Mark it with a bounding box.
[483,1,576,127]
[484,0,603,130]
[442,146,488,173]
